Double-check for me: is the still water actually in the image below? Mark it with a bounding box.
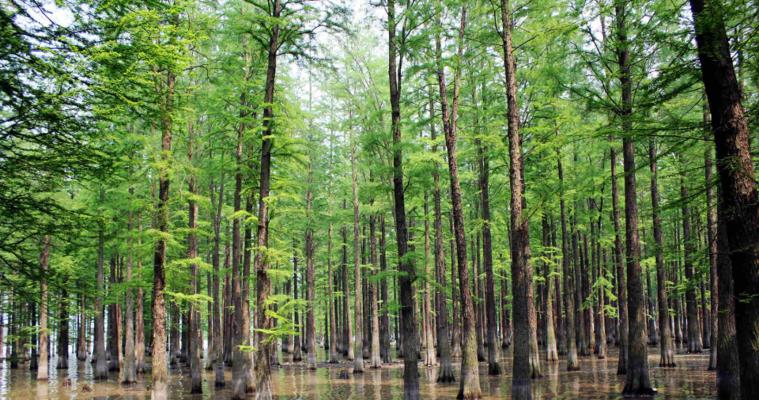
[0,347,716,399]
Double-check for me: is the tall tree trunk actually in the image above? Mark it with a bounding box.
[380,216,392,364]
[187,125,202,394]
[253,2,280,396]
[610,137,628,374]
[704,106,719,370]
[210,176,225,387]
[292,242,303,362]
[231,73,246,397]
[328,221,340,363]
[77,294,87,361]
[542,217,558,362]
[478,134,501,374]
[690,0,759,396]
[649,140,675,367]
[436,6,479,398]
[716,191,741,399]
[558,156,579,371]
[152,67,175,397]
[680,172,703,353]
[305,182,317,370]
[431,94,454,382]
[369,215,382,368]
[122,192,137,384]
[342,221,353,361]
[617,1,653,393]
[388,0,420,397]
[423,197,436,367]
[350,125,364,374]
[94,193,108,379]
[57,291,69,369]
[501,0,534,395]
[135,213,145,373]
[37,236,50,381]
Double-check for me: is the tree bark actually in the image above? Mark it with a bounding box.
[122,193,136,384]
[716,192,741,399]
[501,0,534,396]
[436,6,479,398]
[649,140,675,367]
[388,0,420,397]
[37,236,50,381]
[350,124,364,373]
[369,215,382,368]
[690,0,759,396]
[94,192,108,379]
[558,155,579,371]
[254,2,280,396]
[187,125,202,394]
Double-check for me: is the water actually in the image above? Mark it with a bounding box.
[0,347,716,399]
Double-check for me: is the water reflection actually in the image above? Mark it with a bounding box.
[0,347,717,399]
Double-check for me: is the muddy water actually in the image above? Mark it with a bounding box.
[0,347,715,399]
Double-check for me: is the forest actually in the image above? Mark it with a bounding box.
[0,0,758,399]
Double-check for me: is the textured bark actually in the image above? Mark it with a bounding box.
[379,216,392,364]
[542,217,558,362]
[611,138,628,374]
[292,243,303,362]
[57,292,69,369]
[704,108,719,370]
[423,197,436,367]
[350,127,364,373]
[122,199,136,384]
[135,213,145,374]
[558,156,579,371]
[77,295,87,361]
[388,0,420,397]
[254,3,280,396]
[649,140,675,367]
[187,128,202,394]
[618,2,653,393]
[152,67,175,397]
[210,176,225,387]
[690,0,759,396]
[501,0,533,396]
[341,222,353,361]
[716,193,740,399]
[305,185,317,370]
[328,222,340,363]
[37,236,50,381]
[435,6,479,398]
[94,198,108,380]
[369,215,382,368]
[681,172,703,353]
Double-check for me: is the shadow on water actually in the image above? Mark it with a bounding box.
[0,346,716,399]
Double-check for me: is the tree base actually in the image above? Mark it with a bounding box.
[437,363,456,383]
[488,361,503,375]
[622,386,657,397]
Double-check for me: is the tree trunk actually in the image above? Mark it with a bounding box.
[716,191,741,399]
[152,67,175,397]
[436,6,479,398]
[388,0,420,397]
[690,0,759,396]
[350,125,364,373]
[305,183,317,370]
[328,222,340,363]
[558,155,579,371]
[94,195,108,379]
[380,216,392,364]
[122,194,137,384]
[135,213,145,373]
[610,137,628,374]
[187,126,202,394]
[501,0,532,396]
[369,215,382,368]
[210,176,225,387]
[617,2,653,393]
[681,172,703,353]
[254,3,280,396]
[423,197,436,367]
[649,140,675,367]
[292,242,303,362]
[704,106,719,369]
[37,236,50,381]
[77,294,87,361]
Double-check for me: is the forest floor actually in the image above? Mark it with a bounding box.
[0,346,714,399]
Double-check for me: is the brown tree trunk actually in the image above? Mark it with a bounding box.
[151,67,175,397]
[543,217,558,362]
[369,215,382,368]
[610,137,628,374]
[305,182,317,370]
[292,242,303,362]
[77,294,87,361]
[94,197,108,379]
[422,196,436,367]
[681,171,703,353]
[380,216,392,364]
[187,125,202,394]
[436,6,479,398]
[135,213,145,373]
[350,126,364,373]
[617,2,653,393]
[558,155,579,371]
[716,192,741,399]
[57,291,69,369]
[388,0,420,397]
[122,195,136,384]
[649,140,675,367]
[704,107,719,370]
[501,0,533,396]
[328,221,340,363]
[690,0,759,396]
[210,176,225,387]
[253,2,280,396]
[37,236,50,381]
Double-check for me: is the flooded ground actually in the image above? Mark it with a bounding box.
[0,346,715,399]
